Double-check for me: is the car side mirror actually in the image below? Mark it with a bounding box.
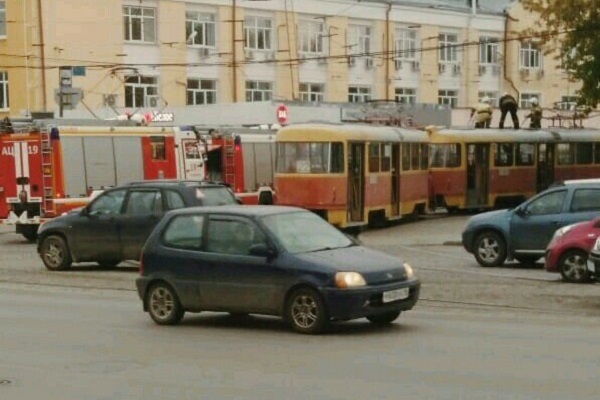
[515,206,528,217]
[344,233,362,246]
[249,243,276,258]
[80,207,89,217]
[235,197,243,205]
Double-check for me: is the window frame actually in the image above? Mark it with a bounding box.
[123,5,156,43]
[348,86,372,103]
[394,27,417,61]
[299,83,325,103]
[162,214,206,251]
[395,88,417,104]
[439,32,459,63]
[298,19,325,55]
[519,41,542,70]
[245,80,273,102]
[0,1,6,37]
[0,71,8,110]
[438,89,459,108]
[124,75,158,108]
[185,11,216,48]
[348,24,371,56]
[244,15,273,51]
[187,78,217,105]
[479,37,499,65]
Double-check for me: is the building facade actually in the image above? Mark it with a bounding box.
[0,0,585,124]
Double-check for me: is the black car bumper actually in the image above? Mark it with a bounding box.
[136,277,151,309]
[587,251,600,281]
[320,280,420,321]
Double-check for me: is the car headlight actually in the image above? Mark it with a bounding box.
[593,238,600,253]
[334,272,366,288]
[552,225,574,241]
[403,263,415,279]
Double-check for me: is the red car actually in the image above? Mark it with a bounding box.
[545,217,600,283]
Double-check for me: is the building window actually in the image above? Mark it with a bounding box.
[438,89,458,108]
[246,81,273,102]
[124,75,158,107]
[348,86,371,103]
[520,41,541,70]
[0,71,8,109]
[299,83,324,102]
[348,24,371,56]
[479,37,499,65]
[0,1,6,37]
[394,28,417,60]
[558,95,578,110]
[520,92,541,108]
[395,88,416,104]
[298,20,325,55]
[439,33,459,63]
[186,11,216,47]
[244,16,272,50]
[123,6,156,43]
[478,91,499,107]
[187,79,217,105]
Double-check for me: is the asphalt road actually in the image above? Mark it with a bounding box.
[1,216,600,399]
[1,284,599,400]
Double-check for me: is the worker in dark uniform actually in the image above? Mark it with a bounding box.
[499,92,519,129]
[470,97,493,128]
[525,97,542,129]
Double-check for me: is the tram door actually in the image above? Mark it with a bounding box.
[466,144,490,207]
[391,144,400,216]
[348,142,365,223]
[536,143,555,192]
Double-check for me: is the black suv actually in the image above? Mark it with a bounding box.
[37,180,239,271]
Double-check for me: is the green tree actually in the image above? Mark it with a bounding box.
[520,0,600,107]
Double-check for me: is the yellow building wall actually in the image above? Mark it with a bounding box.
[419,25,440,104]
[325,16,349,103]
[158,1,186,107]
[274,11,298,101]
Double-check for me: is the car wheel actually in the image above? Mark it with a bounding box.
[286,288,329,334]
[40,235,72,271]
[98,260,121,269]
[474,231,507,267]
[366,311,401,325]
[558,250,591,283]
[146,283,185,325]
[515,256,540,265]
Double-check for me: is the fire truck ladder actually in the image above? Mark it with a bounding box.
[223,135,236,189]
[40,127,56,216]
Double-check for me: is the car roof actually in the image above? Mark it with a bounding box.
[551,179,600,188]
[166,205,305,217]
[119,180,228,189]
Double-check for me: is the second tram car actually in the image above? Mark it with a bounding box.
[428,127,600,211]
[274,124,429,228]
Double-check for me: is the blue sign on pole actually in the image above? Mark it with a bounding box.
[72,66,86,76]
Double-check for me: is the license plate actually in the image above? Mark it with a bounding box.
[587,259,596,273]
[382,288,410,303]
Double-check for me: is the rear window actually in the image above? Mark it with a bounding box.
[192,186,237,206]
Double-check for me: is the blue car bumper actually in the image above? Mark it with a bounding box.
[319,280,420,320]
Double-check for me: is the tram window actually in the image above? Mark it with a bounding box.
[369,143,380,173]
[420,144,429,170]
[594,144,600,164]
[330,142,344,173]
[402,144,410,171]
[557,143,574,165]
[381,143,391,172]
[411,144,420,170]
[575,143,593,165]
[309,143,327,173]
[494,143,514,167]
[150,137,166,160]
[429,144,461,168]
[571,189,600,212]
[516,144,534,166]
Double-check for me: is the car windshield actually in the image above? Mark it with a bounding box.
[261,211,353,254]
[194,187,237,206]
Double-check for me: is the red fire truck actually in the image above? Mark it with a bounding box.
[0,119,275,240]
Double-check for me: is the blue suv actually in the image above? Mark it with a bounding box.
[462,179,600,267]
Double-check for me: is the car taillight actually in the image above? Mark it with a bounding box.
[139,253,144,275]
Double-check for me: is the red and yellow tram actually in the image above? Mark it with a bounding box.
[274,124,429,228]
[427,127,600,211]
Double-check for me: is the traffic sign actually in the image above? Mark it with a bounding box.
[276,104,289,124]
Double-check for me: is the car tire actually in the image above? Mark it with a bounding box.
[558,250,591,283]
[98,260,121,269]
[515,256,540,265]
[40,235,72,271]
[474,231,507,267]
[285,287,329,335]
[366,311,401,325]
[146,282,185,325]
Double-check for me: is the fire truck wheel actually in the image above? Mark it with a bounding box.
[40,235,72,271]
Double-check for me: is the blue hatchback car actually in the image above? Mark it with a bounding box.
[462,180,600,267]
[136,206,420,334]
